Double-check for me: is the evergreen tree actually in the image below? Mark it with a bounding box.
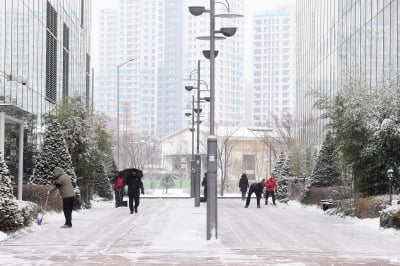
[272,152,289,203]
[94,163,113,200]
[310,131,341,187]
[0,152,14,199]
[0,152,24,232]
[30,120,78,186]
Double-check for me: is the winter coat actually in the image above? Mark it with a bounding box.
[113,176,124,192]
[239,174,249,192]
[51,167,75,198]
[202,174,207,193]
[125,172,144,195]
[265,176,278,192]
[248,180,264,195]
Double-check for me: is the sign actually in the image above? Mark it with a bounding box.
[209,154,215,162]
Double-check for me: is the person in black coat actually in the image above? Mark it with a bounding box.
[245,179,265,208]
[238,173,249,201]
[201,173,207,202]
[125,170,144,214]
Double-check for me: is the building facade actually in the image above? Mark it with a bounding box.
[296,0,399,147]
[0,0,92,178]
[252,10,296,128]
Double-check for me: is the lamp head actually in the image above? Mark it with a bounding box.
[220,27,237,37]
[185,85,194,91]
[387,168,394,177]
[185,112,192,117]
[194,108,202,114]
[20,76,28,85]
[202,50,219,59]
[203,97,211,102]
[189,6,205,16]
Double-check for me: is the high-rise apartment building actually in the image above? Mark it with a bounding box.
[252,10,296,127]
[96,0,162,136]
[0,0,92,177]
[95,0,245,139]
[296,0,399,147]
[182,0,246,132]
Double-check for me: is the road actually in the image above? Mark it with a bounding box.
[0,198,399,265]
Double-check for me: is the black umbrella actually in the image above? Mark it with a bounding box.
[121,168,143,180]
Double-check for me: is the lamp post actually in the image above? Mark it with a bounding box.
[185,60,204,207]
[189,0,242,240]
[117,58,134,169]
[185,96,195,198]
[387,168,394,205]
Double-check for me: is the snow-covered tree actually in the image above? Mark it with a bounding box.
[272,152,289,203]
[0,152,13,199]
[313,69,400,196]
[0,152,24,232]
[29,119,83,208]
[30,120,77,186]
[94,163,113,200]
[309,131,341,187]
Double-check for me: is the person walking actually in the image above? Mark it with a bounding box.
[112,171,124,207]
[125,170,144,214]
[201,173,207,202]
[265,174,278,205]
[238,173,249,201]
[48,167,75,228]
[245,179,265,208]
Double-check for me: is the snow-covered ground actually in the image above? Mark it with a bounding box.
[1,189,399,265]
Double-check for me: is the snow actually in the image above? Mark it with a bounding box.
[1,189,399,265]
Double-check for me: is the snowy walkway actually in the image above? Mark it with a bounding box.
[1,198,399,265]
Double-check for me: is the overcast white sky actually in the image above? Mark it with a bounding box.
[92,0,296,17]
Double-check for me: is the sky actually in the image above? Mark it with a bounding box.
[1,190,399,265]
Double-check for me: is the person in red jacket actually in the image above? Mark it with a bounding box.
[112,171,124,208]
[264,175,278,205]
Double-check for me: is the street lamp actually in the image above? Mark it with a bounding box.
[117,58,134,169]
[189,0,242,240]
[185,60,206,207]
[387,168,394,205]
[1,70,28,85]
[185,95,195,198]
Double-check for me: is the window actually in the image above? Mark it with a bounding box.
[46,1,57,103]
[243,154,256,171]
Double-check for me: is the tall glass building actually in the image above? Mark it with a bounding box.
[296,0,399,147]
[0,0,92,178]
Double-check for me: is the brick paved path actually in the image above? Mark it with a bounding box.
[0,198,399,265]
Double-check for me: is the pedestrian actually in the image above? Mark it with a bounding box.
[111,171,124,207]
[201,173,207,202]
[48,167,75,228]
[125,170,144,214]
[238,173,249,201]
[265,174,278,205]
[245,179,265,208]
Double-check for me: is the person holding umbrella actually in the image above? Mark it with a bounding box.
[125,169,144,214]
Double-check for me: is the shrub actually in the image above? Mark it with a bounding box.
[380,206,400,229]
[13,185,63,212]
[355,196,387,219]
[301,186,351,205]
